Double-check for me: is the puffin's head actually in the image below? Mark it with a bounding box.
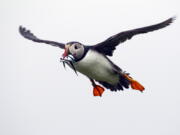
[62,42,85,60]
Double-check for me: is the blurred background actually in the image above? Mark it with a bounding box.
[0,0,180,135]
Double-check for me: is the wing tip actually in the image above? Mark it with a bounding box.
[164,16,176,26]
[19,25,28,37]
[18,26,38,41]
[19,25,24,35]
[169,16,176,23]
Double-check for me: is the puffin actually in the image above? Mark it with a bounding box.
[19,17,175,96]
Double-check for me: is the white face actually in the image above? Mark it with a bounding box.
[68,43,85,60]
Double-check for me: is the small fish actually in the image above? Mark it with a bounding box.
[63,61,66,69]
[69,61,78,76]
[60,56,78,75]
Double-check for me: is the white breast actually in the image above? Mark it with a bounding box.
[73,50,119,85]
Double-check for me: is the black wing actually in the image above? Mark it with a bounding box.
[19,26,65,49]
[92,17,175,56]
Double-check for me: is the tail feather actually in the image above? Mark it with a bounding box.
[119,75,130,89]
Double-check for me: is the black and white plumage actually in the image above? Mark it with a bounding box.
[19,17,175,96]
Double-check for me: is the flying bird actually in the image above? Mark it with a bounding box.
[19,17,175,96]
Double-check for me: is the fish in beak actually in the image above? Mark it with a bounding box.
[60,44,77,75]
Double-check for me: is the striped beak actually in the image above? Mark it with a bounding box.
[62,45,70,59]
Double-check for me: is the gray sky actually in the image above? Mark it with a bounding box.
[0,0,180,135]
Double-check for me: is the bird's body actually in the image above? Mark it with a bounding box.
[74,49,119,85]
[19,17,175,96]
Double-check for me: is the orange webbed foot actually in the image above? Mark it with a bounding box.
[123,74,145,92]
[130,79,145,92]
[93,85,105,97]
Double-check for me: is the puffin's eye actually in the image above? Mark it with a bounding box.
[74,45,78,49]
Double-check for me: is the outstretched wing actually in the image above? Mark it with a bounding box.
[92,17,175,56]
[19,26,65,49]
